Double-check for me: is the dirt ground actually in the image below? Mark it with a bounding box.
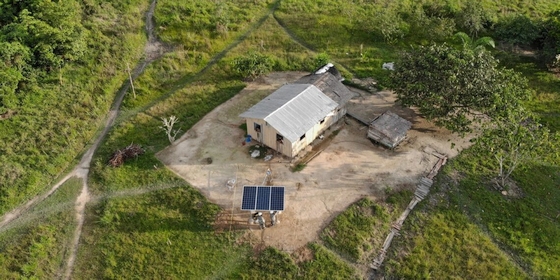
[156,72,473,252]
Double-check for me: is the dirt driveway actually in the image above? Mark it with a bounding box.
[156,72,472,252]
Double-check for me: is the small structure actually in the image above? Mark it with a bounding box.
[367,111,412,148]
[240,64,354,157]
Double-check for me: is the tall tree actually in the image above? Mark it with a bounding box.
[0,0,87,69]
[540,10,560,69]
[455,1,489,37]
[390,44,530,134]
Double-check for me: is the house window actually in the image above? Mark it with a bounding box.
[254,123,261,133]
[300,134,306,141]
[276,134,284,144]
[320,118,325,124]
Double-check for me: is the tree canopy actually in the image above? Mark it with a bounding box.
[390,44,530,133]
[0,0,87,112]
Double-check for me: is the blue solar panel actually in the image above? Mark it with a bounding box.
[270,187,284,211]
[256,187,271,210]
[241,186,284,211]
[241,186,257,210]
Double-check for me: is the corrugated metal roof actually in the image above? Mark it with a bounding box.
[295,72,355,105]
[240,84,338,142]
[369,111,412,142]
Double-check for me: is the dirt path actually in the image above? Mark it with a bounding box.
[0,1,164,278]
[0,1,293,277]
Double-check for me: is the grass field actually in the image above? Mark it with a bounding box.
[0,178,81,279]
[1,0,559,278]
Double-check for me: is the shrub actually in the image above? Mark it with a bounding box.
[231,51,274,80]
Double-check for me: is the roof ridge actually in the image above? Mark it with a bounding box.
[263,84,315,122]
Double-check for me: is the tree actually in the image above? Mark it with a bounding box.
[494,15,541,49]
[231,51,274,80]
[0,41,30,111]
[0,1,87,69]
[455,1,490,37]
[540,10,560,70]
[160,116,182,144]
[473,111,559,189]
[390,44,530,134]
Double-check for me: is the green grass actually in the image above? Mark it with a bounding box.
[241,247,299,279]
[240,243,360,279]
[0,178,81,279]
[300,243,360,279]
[73,185,251,279]
[495,52,560,132]
[321,198,391,263]
[385,145,560,278]
[291,163,307,172]
[0,0,148,216]
[447,157,560,278]
[385,208,528,279]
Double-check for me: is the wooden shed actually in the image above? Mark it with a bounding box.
[368,111,412,148]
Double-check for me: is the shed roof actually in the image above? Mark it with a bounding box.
[295,72,354,106]
[369,111,412,143]
[240,84,338,142]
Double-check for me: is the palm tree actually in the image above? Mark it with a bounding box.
[453,32,495,52]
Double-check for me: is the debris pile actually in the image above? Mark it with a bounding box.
[108,144,145,167]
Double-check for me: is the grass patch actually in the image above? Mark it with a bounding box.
[446,157,560,278]
[321,198,390,263]
[73,185,251,279]
[300,243,360,279]
[495,52,560,132]
[385,189,414,212]
[291,163,306,172]
[385,208,528,279]
[0,178,81,279]
[239,122,248,134]
[241,243,360,279]
[241,247,299,279]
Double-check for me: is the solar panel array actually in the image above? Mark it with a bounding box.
[241,186,285,211]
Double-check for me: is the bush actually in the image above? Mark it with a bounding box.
[494,15,541,47]
[231,51,275,80]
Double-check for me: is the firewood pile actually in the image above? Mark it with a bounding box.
[108,144,144,167]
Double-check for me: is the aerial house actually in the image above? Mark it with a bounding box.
[240,64,355,158]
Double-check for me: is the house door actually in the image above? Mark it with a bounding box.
[254,123,263,143]
[276,134,284,155]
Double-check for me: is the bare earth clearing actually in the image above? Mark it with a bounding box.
[157,71,473,252]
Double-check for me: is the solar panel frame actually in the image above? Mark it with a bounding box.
[241,186,284,211]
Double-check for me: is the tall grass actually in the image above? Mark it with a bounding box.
[321,198,390,263]
[73,185,251,279]
[386,208,528,279]
[0,178,81,279]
